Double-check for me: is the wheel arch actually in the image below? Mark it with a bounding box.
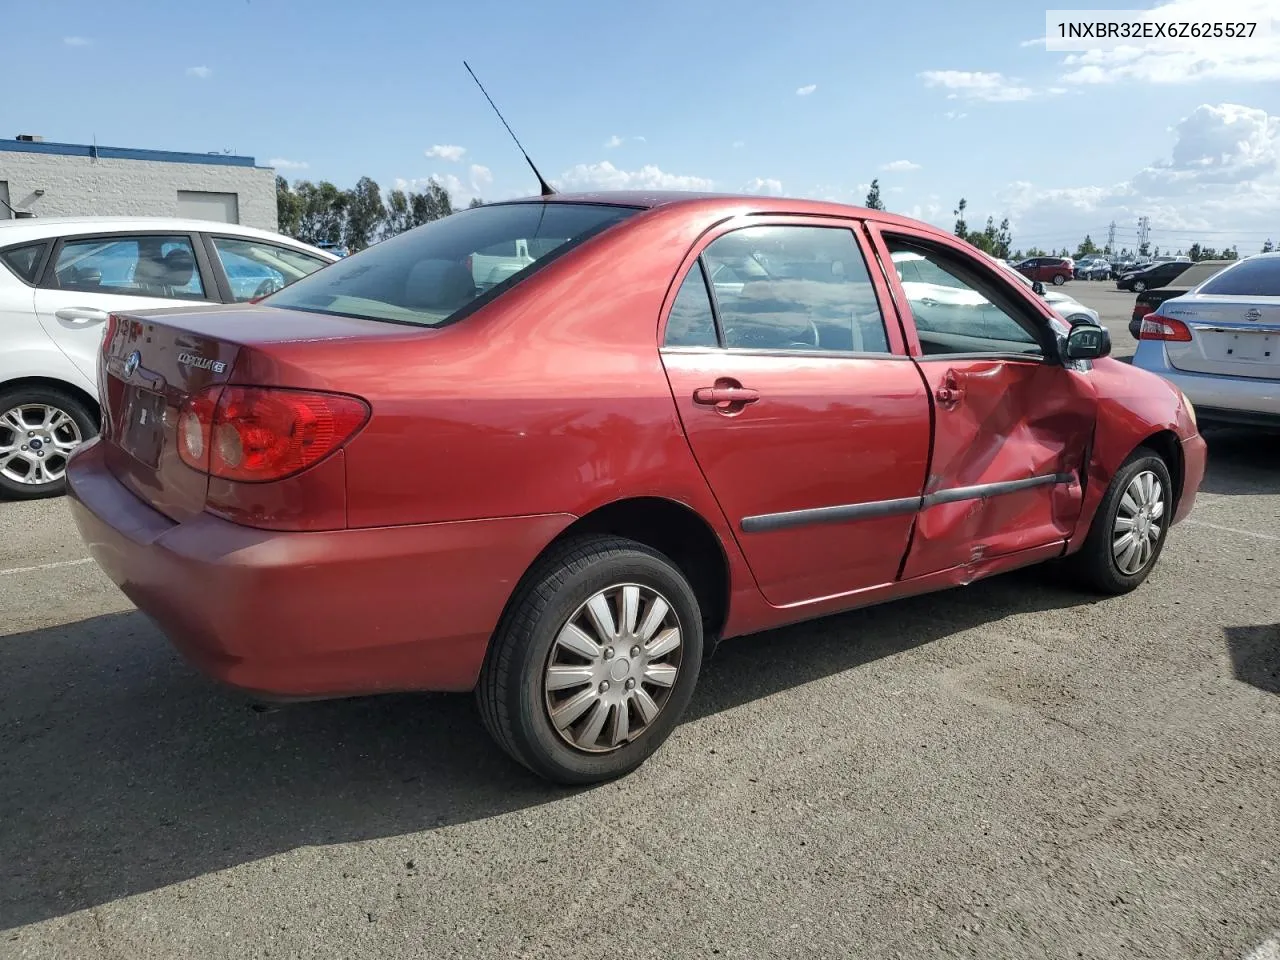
[507,496,732,644]
[1136,428,1184,511]
[0,376,101,428]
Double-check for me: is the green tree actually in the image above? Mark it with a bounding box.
[292,180,349,246]
[275,176,304,239]
[1075,234,1099,258]
[343,176,387,252]
[1188,243,1202,261]
[864,179,885,211]
[409,181,454,227]
[468,197,485,209]
[1263,238,1275,253]
[953,198,968,239]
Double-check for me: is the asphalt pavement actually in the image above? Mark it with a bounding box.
[2,281,1278,959]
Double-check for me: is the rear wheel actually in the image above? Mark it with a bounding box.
[1065,450,1173,594]
[0,386,97,500]
[1053,273,1067,286]
[1132,280,1147,292]
[477,535,703,784]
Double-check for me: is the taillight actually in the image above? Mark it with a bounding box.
[1139,314,1192,342]
[178,387,369,482]
[1132,302,1155,321]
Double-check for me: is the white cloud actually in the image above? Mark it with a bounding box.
[186,66,212,79]
[945,110,968,120]
[796,84,817,96]
[1020,36,1046,47]
[63,36,91,46]
[999,102,1280,249]
[633,136,646,143]
[268,158,309,170]
[425,144,466,162]
[743,177,784,196]
[557,161,714,192]
[919,69,1034,101]
[468,164,493,197]
[881,159,922,172]
[1054,0,1280,85]
[732,140,745,149]
[604,135,623,149]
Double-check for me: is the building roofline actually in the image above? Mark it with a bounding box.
[0,139,258,168]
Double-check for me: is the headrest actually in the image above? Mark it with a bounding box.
[161,248,195,287]
[403,259,476,310]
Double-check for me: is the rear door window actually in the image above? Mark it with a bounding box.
[699,225,891,353]
[264,202,640,327]
[50,235,206,300]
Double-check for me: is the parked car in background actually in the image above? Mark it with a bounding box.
[1116,260,1193,292]
[315,242,350,257]
[1127,260,1234,338]
[0,217,335,498]
[1134,253,1280,427]
[1075,259,1113,281]
[990,256,1101,327]
[1015,256,1074,285]
[65,191,1204,785]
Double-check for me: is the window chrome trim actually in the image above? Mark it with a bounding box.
[740,472,1073,533]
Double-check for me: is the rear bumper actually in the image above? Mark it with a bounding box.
[1132,344,1280,421]
[66,438,575,698]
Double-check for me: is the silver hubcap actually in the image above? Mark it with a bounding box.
[1113,470,1165,575]
[543,583,683,754]
[0,404,83,486]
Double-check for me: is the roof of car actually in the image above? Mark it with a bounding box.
[0,216,335,257]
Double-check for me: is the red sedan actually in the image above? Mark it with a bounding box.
[66,193,1206,784]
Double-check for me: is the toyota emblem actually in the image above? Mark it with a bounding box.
[1245,308,1262,322]
[124,350,141,377]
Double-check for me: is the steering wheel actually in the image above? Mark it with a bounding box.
[253,277,283,299]
[784,317,822,350]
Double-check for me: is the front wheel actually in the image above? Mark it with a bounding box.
[0,387,98,500]
[477,535,703,784]
[1132,280,1147,292]
[1065,451,1173,594]
[1053,273,1067,286]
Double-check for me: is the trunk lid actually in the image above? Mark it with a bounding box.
[1161,295,1280,380]
[98,305,420,521]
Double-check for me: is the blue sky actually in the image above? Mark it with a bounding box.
[3,0,1278,253]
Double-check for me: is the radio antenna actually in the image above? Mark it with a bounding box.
[463,60,556,197]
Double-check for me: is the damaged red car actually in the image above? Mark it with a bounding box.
[66,192,1206,784]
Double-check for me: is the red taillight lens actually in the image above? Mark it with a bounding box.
[1139,314,1192,342]
[177,387,368,482]
[1132,302,1155,321]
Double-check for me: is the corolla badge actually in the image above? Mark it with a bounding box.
[123,351,141,377]
[177,351,227,374]
[1245,308,1262,322]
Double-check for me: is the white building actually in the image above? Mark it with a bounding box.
[0,136,277,230]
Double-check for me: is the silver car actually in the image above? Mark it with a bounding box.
[1133,253,1280,427]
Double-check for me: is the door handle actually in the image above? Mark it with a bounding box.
[935,370,964,409]
[54,307,110,325]
[693,385,760,406]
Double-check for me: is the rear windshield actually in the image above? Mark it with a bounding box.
[1197,257,1280,297]
[1172,261,1230,287]
[263,202,640,327]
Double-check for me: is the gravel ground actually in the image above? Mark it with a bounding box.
[2,281,1277,959]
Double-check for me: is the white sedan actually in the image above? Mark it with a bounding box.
[0,217,336,498]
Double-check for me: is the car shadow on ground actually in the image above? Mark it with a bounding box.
[1224,624,1280,695]
[1,566,1096,930]
[1198,426,1280,496]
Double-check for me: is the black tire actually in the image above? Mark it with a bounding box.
[1053,273,1067,286]
[0,386,98,500]
[477,535,704,785]
[1065,449,1173,594]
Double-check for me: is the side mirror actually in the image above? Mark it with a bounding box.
[1032,280,1046,295]
[1064,322,1111,360]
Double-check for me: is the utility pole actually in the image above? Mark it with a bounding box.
[1106,220,1116,253]
[1137,216,1150,254]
